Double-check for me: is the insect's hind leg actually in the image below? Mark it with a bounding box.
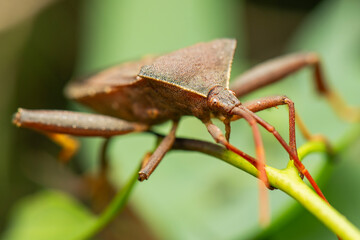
[230,52,360,122]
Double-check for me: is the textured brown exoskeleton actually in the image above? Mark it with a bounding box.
[13,39,359,212]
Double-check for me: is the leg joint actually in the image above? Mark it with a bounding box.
[282,95,294,105]
[305,52,320,64]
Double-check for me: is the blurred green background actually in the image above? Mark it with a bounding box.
[1,0,360,239]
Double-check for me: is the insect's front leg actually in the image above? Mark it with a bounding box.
[230,52,360,122]
[240,95,297,154]
[203,119,270,224]
[231,99,329,203]
[138,120,179,181]
[13,108,148,161]
[241,95,332,154]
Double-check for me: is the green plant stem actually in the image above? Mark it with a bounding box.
[76,125,360,240]
[73,166,139,240]
[171,125,360,240]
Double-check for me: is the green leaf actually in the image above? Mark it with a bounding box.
[2,190,96,240]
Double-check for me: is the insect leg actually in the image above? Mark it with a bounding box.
[43,132,79,162]
[204,120,257,166]
[230,52,360,122]
[241,96,332,153]
[13,108,148,136]
[234,106,329,203]
[97,137,111,180]
[138,120,179,181]
[140,152,153,170]
[89,137,117,210]
[224,118,231,141]
[204,119,270,225]
[13,108,148,161]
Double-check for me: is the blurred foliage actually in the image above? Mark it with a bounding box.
[2,190,96,240]
[1,0,360,239]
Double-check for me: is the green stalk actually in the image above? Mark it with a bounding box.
[201,143,360,239]
[75,125,360,240]
[170,125,360,240]
[73,166,139,240]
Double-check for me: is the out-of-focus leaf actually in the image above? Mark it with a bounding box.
[1,190,96,240]
[0,0,59,32]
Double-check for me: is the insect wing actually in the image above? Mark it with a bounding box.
[138,39,236,96]
[65,57,155,100]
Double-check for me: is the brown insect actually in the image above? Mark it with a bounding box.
[13,39,358,208]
